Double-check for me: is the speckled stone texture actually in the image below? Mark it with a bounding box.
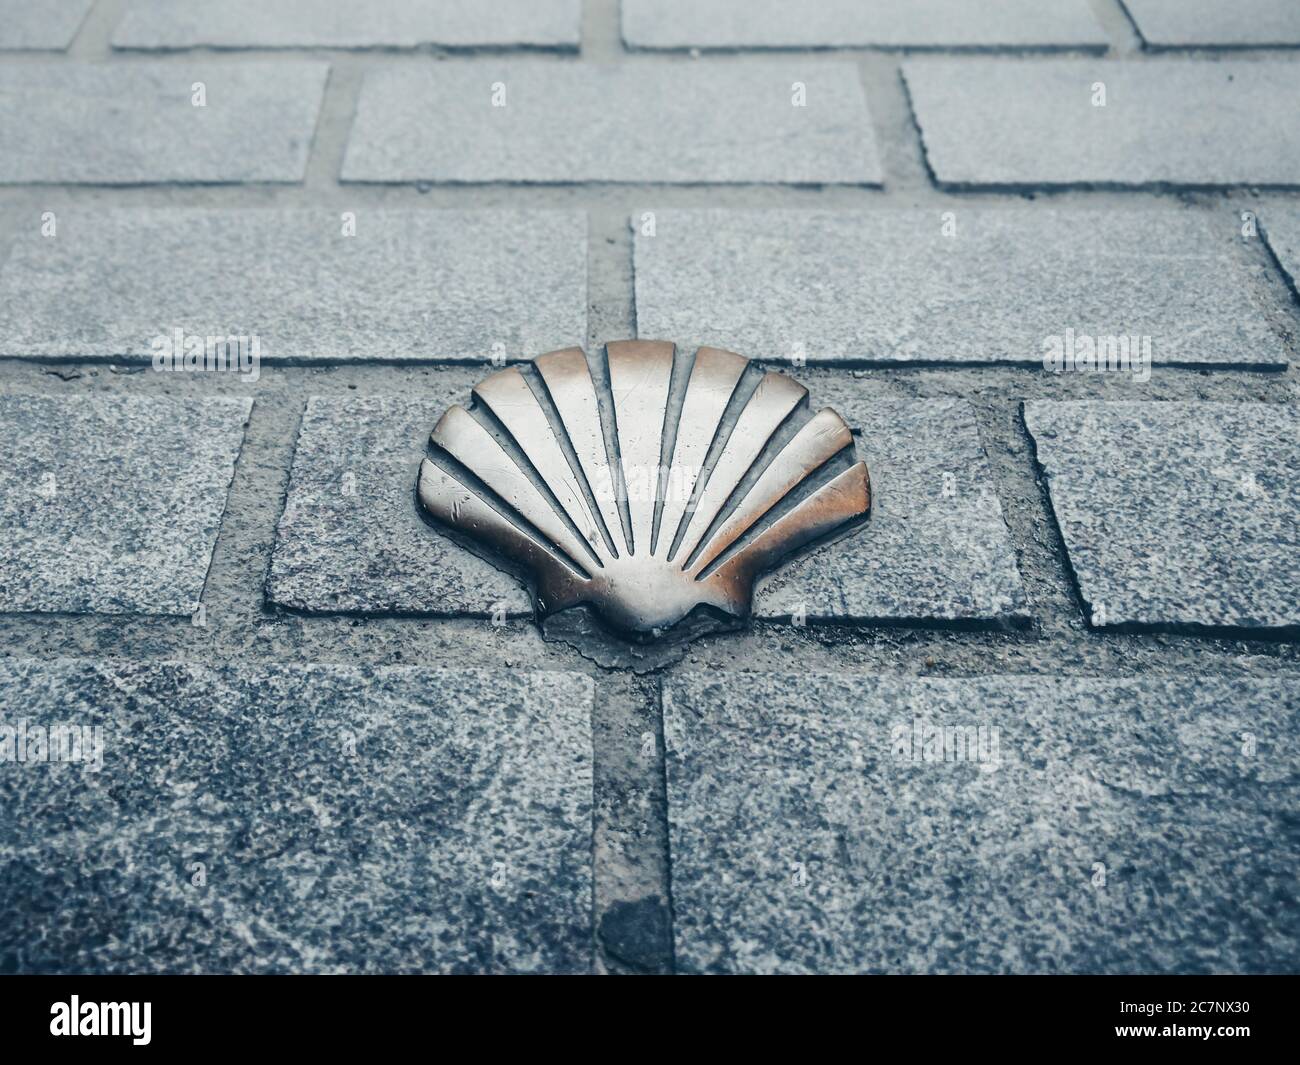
[755,399,1028,625]
[1262,207,1300,299]
[341,61,881,185]
[0,209,586,362]
[0,63,327,184]
[1123,0,1300,48]
[0,0,91,50]
[633,208,1285,367]
[267,394,532,616]
[904,60,1300,188]
[113,0,581,50]
[0,394,251,615]
[1025,401,1300,634]
[623,0,1105,50]
[0,659,594,974]
[664,672,1300,974]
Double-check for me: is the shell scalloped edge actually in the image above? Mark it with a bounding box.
[417,341,870,634]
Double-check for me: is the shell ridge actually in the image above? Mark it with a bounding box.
[606,341,676,556]
[430,404,603,572]
[688,407,855,577]
[646,344,698,557]
[663,360,775,563]
[534,349,628,560]
[517,365,621,562]
[472,366,614,563]
[655,347,749,560]
[704,462,871,587]
[675,372,809,569]
[418,455,595,582]
[584,347,636,558]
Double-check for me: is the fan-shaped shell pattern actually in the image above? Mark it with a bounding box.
[417,341,871,633]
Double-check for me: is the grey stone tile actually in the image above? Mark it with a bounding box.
[755,399,1028,625]
[0,394,251,615]
[267,393,532,616]
[341,61,881,185]
[1262,207,1300,299]
[0,659,594,973]
[1124,0,1300,47]
[0,0,92,50]
[113,0,580,50]
[268,391,1026,628]
[633,208,1286,368]
[664,672,1300,974]
[0,62,327,184]
[624,0,1106,50]
[904,59,1300,188]
[0,209,586,362]
[1024,401,1300,633]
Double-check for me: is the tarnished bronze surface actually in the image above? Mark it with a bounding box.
[417,341,870,634]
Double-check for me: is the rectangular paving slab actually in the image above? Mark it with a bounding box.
[341,61,881,185]
[755,398,1028,626]
[0,394,251,615]
[904,59,1300,188]
[633,208,1286,368]
[623,0,1105,50]
[1024,401,1300,634]
[1123,0,1300,47]
[0,0,91,49]
[267,392,533,617]
[0,659,594,973]
[268,391,1026,628]
[0,62,327,184]
[664,672,1300,974]
[112,0,580,50]
[0,208,586,362]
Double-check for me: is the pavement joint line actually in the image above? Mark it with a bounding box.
[302,59,365,194]
[971,398,1086,636]
[66,0,126,60]
[582,0,624,61]
[200,390,305,629]
[856,54,931,194]
[587,206,636,354]
[1090,0,1145,54]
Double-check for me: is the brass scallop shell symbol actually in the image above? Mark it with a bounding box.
[417,341,870,634]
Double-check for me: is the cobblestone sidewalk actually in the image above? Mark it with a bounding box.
[0,0,1298,974]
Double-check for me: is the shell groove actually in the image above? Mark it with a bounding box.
[417,341,870,633]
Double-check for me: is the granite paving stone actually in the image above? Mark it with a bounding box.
[0,62,328,184]
[633,209,1285,367]
[755,399,1028,625]
[0,659,594,973]
[1261,207,1300,300]
[623,0,1106,50]
[1123,0,1300,48]
[269,389,1027,627]
[0,0,92,50]
[0,209,586,362]
[664,672,1300,974]
[1024,401,1300,633]
[112,0,581,51]
[267,394,533,616]
[0,394,251,615]
[904,60,1300,188]
[341,61,881,185]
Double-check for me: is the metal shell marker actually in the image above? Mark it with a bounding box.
[417,341,871,636]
